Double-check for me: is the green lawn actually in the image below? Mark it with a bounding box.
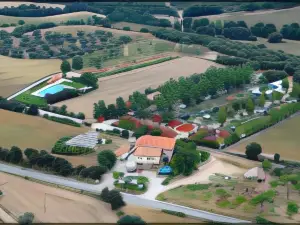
[235,116,271,136]
[61,81,85,89]
[14,93,47,107]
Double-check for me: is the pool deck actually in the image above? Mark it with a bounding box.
[31,78,74,97]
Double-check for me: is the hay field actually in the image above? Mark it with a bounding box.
[0,55,61,97]
[239,38,300,56]
[197,6,300,28]
[0,12,105,25]
[0,1,65,9]
[227,115,300,161]
[55,56,224,118]
[0,173,117,223]
[0,110,88,151]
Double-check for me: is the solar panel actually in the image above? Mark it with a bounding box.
[65,131,99,148]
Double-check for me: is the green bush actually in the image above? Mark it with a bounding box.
[118,120,136,130]
[45,116,81,127]
[105,139,112,144]
[215,189,231,198]
[162,175,174,185]
[161,209,186,218]
[193,139,220,149]
[199,151,210,162]
[113,171,125,179]
[52,137,94,155]
[116,211,125,217]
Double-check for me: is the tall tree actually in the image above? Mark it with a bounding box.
[259,93,266,107]
[60,60,71,74]
[246,98,255,114]
[245,142,262,160]
[106,104,118,119]
[116,97,128,117]
[282,78,289,93]
[117,215,146,225]
[72,55,83,70]
[217,106,227,127]
[93,100,107,119]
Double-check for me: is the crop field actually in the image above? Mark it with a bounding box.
[239,38,300,56]
[0,55,61,97]
[0,173,117,223]
[54,56,224,118]
[227,115,300,161]
[0,12,105,25]
[0,109,88,151]
[199,6,300,28]
[0,2,65,8]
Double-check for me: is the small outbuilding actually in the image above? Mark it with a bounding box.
[244,167,265,181]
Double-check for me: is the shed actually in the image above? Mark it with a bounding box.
[244,167,265,181]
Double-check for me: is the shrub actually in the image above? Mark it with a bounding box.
[52,137,93,155]
[121,130,129,138]
[45,116,81,127]
[45,89,79,104]
[193,138,220,149]
[245,142,262,160]
[150,128,162,136]
[273,168,282,177]
[26,104,39,116]
[262,70,288,83]
[268,32,283,43]
[108,189,126,210]
[106,139,112,144]
[162,175,174,185]
[113,171,125,179]
[18,212,34,225]
[98,150,117,170]
[287,202,299,216]
[113,128,121,134]
[118,120,136,130]
[117,215,145,225]
[116,211,125,217]
[123,26,131,31]
[100,187,110,203]
[140,28,149,33]
[215,188,231,198]
[161,209,186,218]
[274,153,280,163]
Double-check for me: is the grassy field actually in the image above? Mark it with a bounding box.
[0,55,60,97]
[228,115,300,161]
[0,109,88,151]
[55,56,224,118]
[239,37,300,56]
[201,6,300,28]
[0,12,105,25]
[112,22,173,32]
[82,39,176,68]
[0,173,117,223]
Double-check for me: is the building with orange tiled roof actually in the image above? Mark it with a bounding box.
[133,135,176,166]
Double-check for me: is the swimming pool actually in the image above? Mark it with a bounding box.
[38,84,65,97]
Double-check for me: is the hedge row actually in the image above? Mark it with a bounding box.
[52,137,94,155]
[95,56,178,78]
[43,114,81,127]
[161,209,186,218]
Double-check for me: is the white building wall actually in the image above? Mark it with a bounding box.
[136,156,160,165]
[162,149,174,161]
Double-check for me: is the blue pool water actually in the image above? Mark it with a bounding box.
[158,166,172,175]
[38,84,65,97]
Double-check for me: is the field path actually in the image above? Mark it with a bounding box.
[0,207,16,223]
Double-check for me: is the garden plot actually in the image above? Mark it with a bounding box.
[227,115,300,161]
[55,56,224,118]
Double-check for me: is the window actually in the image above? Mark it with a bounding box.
[147,157,151,160]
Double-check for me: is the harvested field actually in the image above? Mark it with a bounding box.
[0,55,60,97]
[55,56,224,118]
[0,173,117,223]
[122,205,205,223]
[198,6,300,28]
[0,12,105,25]
[0,110,88,151]
[0,1,65,8]
[238,37,300,56]
[227,114,300,161]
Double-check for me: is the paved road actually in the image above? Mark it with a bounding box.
[0,163,250,223]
